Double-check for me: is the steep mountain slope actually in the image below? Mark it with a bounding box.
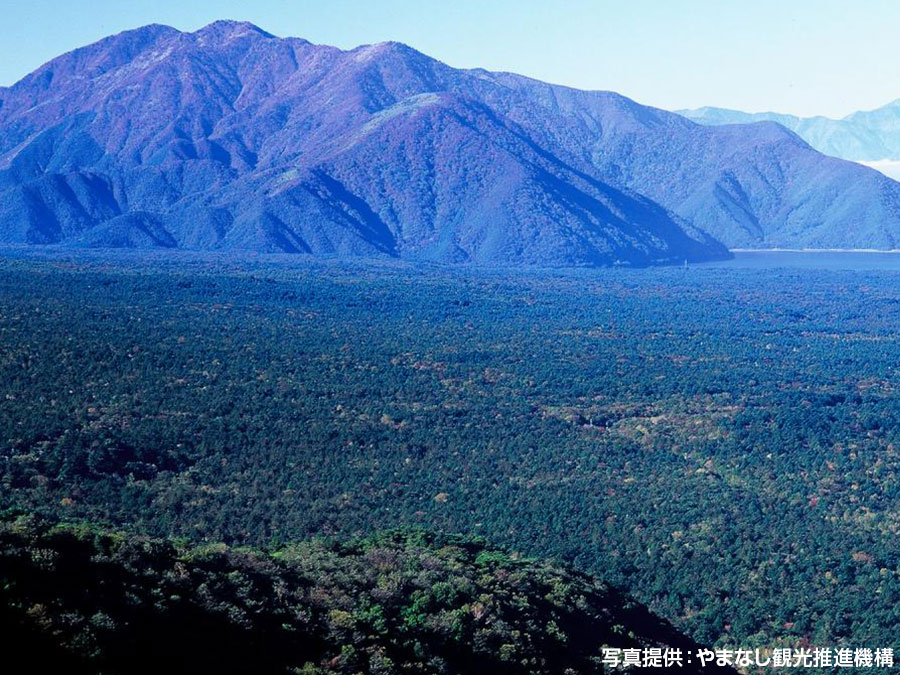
[682,101,900,163]
[466,78,900,249]
[3,21,900,255]
[0,515,731,674]
[0,22,722,266]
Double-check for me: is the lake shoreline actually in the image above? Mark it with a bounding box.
[730,247,900,253]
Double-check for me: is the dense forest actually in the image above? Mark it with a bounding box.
[2,250,900,667]
[1,512,727,674]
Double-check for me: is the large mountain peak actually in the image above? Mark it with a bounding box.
[1,22,900,262]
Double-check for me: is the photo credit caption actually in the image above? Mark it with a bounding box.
[601,647,895,669]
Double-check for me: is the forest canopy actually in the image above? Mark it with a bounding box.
[0,512,725,674]
[1,251,900,663]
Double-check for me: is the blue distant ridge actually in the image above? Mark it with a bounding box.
[681,101,900,163]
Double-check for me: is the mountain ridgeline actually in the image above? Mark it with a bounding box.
[2,22,900,262]
[681,101,900,164]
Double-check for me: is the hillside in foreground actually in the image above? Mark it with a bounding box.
[0,513,729,674]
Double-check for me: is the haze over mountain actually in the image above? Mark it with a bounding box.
[3,21,900,259]
[682,102,900,181]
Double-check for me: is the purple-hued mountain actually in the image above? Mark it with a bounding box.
[1,22,900,263]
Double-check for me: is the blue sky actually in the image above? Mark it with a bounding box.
[3,0,900,118]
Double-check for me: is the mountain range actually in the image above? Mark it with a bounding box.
[681,101,900,170]
[4,21,900,262]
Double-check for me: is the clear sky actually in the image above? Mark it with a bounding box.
[3,0,900,118]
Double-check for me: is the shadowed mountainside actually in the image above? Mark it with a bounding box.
[0,515,732,674]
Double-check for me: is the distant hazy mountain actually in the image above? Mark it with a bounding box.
[3,22,900,258]
[681,101,900,163]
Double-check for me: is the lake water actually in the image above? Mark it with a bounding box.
[5,245,900,274]
[697,250,900,271]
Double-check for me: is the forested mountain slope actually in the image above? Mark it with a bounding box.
[0,22,723,266]
[4,21,900,258]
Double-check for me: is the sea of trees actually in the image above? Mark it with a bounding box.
[2,251,900,663]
